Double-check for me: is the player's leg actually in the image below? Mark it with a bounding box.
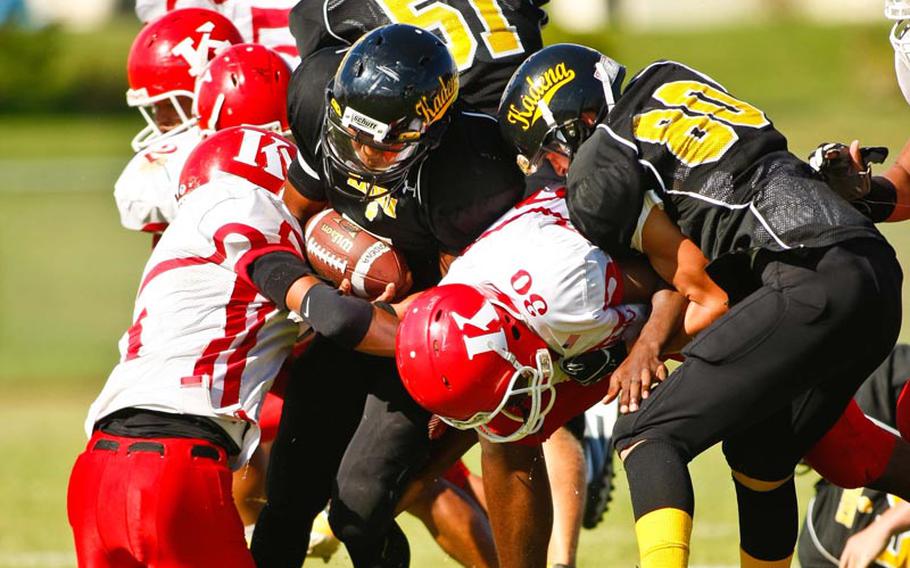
[152,438,255,568]
[405,477,497,568]
[68,433,142,568]
[616,240,901,567]
[543,420,586,568]
[329,357,435,567]
[251,337,368,567]
[479,436,552,568]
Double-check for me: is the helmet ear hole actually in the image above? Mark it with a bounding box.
[511,327,521,341]
[432,339,440,353]
[418,55,430,66]
[230,73,239,88]
[441,376,451,388]
[434,310,443,322]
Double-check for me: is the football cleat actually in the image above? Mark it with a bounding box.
[307,509,341,562]
[582,400,618,529]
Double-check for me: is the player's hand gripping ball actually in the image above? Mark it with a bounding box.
[304,209,412,300]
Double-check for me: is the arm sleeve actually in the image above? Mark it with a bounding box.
[852,176,897,223]
[299,283,373,349]
[566,128,648,256]
[248,251,313,311]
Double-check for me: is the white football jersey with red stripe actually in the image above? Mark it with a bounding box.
[114,127,204,233]
[135,0,300,66]
[442,188,647,359]
[87,172,306,466]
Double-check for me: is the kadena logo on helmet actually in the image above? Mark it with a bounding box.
[506,63,576,131]
[414,75,458,126]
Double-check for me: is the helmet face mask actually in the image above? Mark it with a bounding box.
[320,24,459,201]
[130,94,197,151]
[457,347,558,444]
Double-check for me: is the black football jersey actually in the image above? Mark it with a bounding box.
[566,60,883,267]
[288,0,548,114]
[799,345,910,567]
[286,46,526,289]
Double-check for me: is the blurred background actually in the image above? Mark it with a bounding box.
[1,0,908,566]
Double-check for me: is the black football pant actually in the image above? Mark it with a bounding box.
[615,237,901,485]
[251,336,432,568]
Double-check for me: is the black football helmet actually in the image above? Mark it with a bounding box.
[322,24,459,200]
[497,44,625,176]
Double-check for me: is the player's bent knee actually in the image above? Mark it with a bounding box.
[731,470,792,493]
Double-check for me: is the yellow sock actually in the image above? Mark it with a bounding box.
[740,548,793,567]
[634,508,693,568]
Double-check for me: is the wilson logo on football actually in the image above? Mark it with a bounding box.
[414,75,458,126]
[506,62,576,131]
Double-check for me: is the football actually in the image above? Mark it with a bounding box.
[304,209,412,300]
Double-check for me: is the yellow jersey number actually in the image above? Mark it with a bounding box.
[633,80,769,167]
[373,0,524,71]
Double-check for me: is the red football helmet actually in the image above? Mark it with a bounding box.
[177,125,297,201]
[396,283,557,443]
[193,43,291,134]
[127,8,243,151]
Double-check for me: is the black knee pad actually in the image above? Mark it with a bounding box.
[335,517,410,568]
[623,439,694,520]
[732,474,797,561]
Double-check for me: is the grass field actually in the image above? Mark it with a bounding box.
[2,19,910,567]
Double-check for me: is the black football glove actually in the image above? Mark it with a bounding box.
[808,142,888,201]
[559,342,628,386]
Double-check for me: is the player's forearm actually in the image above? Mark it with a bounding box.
[883,164,910,222]
[636,288,688,356]
[640,207,728,335]
[353,304,398,357]
[873,500,910,535]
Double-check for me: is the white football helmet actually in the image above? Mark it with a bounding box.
[891,19,910,104]
[886,0,910,19]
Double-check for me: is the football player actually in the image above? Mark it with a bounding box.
[250,24,526,568]
[117,30,296,536]
[498,44,905,567]
[115,9,242,239]
[135,0,300,66]
[807,0,910,222]
[116,35,290,243]
[289,3,610,561]
[67,126,401,567]
[395,184,688,567]
[798,345,910,568]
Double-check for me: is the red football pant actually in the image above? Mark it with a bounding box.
[806,398,897,488]
[67,431,255,568]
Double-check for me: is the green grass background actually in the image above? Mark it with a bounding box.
[2,17,910,567]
